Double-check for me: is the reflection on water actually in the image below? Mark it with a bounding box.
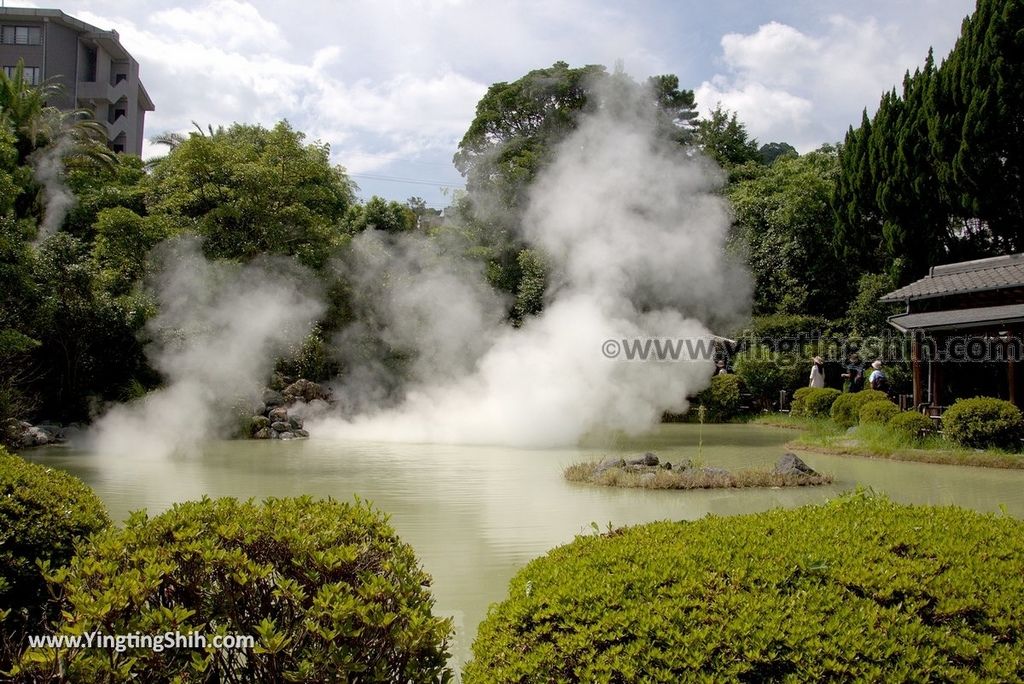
[22,424,1024,669]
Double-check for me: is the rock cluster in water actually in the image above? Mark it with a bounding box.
[247,378,330,441]
[5,420,80,448]
[592,451,820,480]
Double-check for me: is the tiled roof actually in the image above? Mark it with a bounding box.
[887,303,1024,332]
[879,253,1024,302]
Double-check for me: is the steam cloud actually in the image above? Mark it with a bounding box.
[312,87,751,447]
[31,138,76,242]
[89,239,325,458]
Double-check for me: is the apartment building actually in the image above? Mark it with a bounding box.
[0,7,154,155]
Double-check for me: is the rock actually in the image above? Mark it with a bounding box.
[673,459,695,472]
[253,427,271,440]
[774,453,818,477]
[271,421,290,433]
[295,429,310,438]
[270,430,281,440]
[288,415,304,430]
[262,389,285,408]
[279,431,296,440]
[268,406,289,423]
[594,456,625,475]
[36,423,63,440]
[282,379,328,404]
[252,402,267,417]
[20,426,52,447]
[251,416,270,434]
[627,452,659,467]
[660,461,673,470]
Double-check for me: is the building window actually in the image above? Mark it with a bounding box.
[2,65,41,84]
[114,73,127,84]
[1,25,41,45]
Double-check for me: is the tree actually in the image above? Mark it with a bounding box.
[145,121,356,269]
[454,61,697,210]
[694,105,761,169]
[759,142,798,165]
[729,146,849,316]
[344,196,416,234]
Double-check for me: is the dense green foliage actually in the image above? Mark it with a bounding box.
[859,398,900,425]
[791,387,841,418]
[146,121,356,269]
[0,448,110,667]
[888,410,934,441]
[942,397,1024,449]
[465,492,1024,682]
[834,0,1024,283]
[830,389,889,428]
[16,496,452,683]
[694,373,741,421]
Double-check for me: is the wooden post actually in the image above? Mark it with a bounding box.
[912,332,923,408]
[931,353,944,407]
[1009,330,1019,407]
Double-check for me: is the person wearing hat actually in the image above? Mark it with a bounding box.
[868,360,888,392]
[809,355,826,388]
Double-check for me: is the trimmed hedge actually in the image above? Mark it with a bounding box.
[830,389,888,428]
[0,449,110,667]
[942,397,1024,450]
[464,493,1024,683]
[859,398,899,425]
[16,496,453,683]
[694,373,741,421]
[888,410,933,442]
[791,387,841,418]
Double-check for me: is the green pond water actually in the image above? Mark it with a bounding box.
[23,423,1024,669]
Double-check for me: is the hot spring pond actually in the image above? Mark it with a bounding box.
[23,423,1024,669]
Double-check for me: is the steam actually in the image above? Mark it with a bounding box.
[313,86,750,446]
[31,138,76,242]
[89,239,325,458]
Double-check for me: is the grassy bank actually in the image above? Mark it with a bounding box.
[753,414,1024,469]
[565,461,832,489]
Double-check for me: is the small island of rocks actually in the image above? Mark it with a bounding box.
[565,452,833,489]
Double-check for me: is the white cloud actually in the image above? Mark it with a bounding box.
[149,0,288,51]
[696,14,946,150]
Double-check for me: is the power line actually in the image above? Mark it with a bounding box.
[349,172,465,189]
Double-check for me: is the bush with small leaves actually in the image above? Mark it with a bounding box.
[830,389,888,428]
[15,496,453,683]
[942,397,1024,450]
[792,387,841,418]
[0,448,110,669]
[464,492,1024,683]
[694,373,742,421]
[888,410,933,442]
[859,398,899,425]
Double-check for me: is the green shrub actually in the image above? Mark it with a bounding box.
[17,496,453,683]
[888,410,934,442]
[694,373,741,421]
[733,347,803,410]
[859,398,898,425]
[464,492,1024,683]
[792,387,841,418]
[942,397,1024,450]
[830,389,888,428]
[0,449,110,667]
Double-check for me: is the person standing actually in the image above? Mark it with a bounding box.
[809,356,826,388]
[842,354,865,392]
[868,360,888,392]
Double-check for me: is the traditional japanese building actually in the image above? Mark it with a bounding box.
[881,253,1024,409]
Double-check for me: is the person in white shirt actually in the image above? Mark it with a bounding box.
[868,360,888,392]
[809,356,825,388]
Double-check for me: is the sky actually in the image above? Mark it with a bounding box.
[19,0,977,207]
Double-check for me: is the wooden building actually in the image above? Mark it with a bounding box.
[880,253,1024,409]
